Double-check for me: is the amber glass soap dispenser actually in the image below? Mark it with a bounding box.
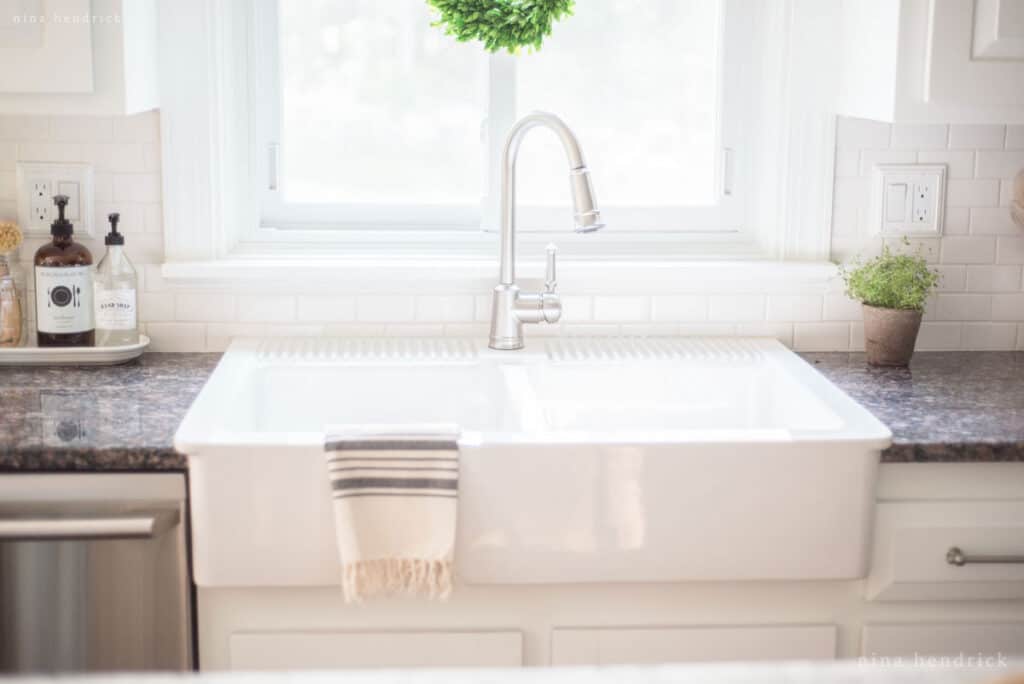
[34,195,95,347]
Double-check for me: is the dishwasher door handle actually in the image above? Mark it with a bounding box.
[0,509,179,541]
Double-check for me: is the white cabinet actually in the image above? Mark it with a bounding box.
[551,626,837,666]
[838,0,1024,123]
[867,501,1024,601]
[862,623,1024,659]
[228,630,523,670]
[0,0,158,115]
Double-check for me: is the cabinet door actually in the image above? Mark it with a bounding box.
[0,0,93,93]
[229,631,522,670]
[862,624,1024,659]
[551,625,836,666]
[927,0,1024,108]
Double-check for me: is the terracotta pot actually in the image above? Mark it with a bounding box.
[862,304,923,367]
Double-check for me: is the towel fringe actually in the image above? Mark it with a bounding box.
[342,558,453,603]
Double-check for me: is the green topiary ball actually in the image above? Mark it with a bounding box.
[427,0,575,54]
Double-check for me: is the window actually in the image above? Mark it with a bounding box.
[252,0,754,236]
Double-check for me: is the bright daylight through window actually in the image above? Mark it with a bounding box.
[262,0,735,232]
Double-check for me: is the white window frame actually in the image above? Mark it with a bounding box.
[250,0,749,238]
[158,0,840,285]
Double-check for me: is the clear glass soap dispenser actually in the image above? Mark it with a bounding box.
[94,213,139,347]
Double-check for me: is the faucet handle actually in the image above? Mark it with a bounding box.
[545,243,557,294]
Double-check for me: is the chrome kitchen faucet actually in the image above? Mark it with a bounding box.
[488,112,605,350]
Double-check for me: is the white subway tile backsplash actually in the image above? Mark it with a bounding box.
[297,295,356,322]
[175,293,236,322]
[415,295,475,322]
[933,294,992,321]
[916,149,975,178]
[916,322,962,350]
[948,124,1005,150]
[736,322,793,347]
[1007,126,1024,149]
[708,295,765,322]
[0,116,48,142]
[943,207,970,235]
[891,124,947,149]
[593,295,650,322]
[145,323,206,352]
[50,117,114,143]
[933,265,966,292]
[835,117,890,149]
[238,295,296,323]
[940,237,997,264]
[793,323,850,351]
[946,179,1001,207]
[992,294,1024,321]
[112,173,161,203]
[859,148,916,175]
[355,295,416,322]
[966,265,1022,292]
[969,207,1020,235]
[823,294,862,321]
[0,110,1021,353]
[766,295,822,322]
[996,237,1024,264]
[651,295,707,322]
[138,292,175,322]
[975,150,1024,179]
[833,147,860,178]
[962,322,1018,350]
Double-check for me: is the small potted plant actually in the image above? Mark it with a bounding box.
[841,242,939,367]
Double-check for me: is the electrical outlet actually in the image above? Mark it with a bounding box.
[15,162,95,237]
[871,164,946,236]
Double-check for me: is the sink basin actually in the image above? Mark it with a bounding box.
[176,337,891,587]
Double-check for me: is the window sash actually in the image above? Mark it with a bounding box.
[251,0,752,236]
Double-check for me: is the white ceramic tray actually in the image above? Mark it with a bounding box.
[0,335,150,366]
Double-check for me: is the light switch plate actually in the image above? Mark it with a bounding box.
[16,162,95,238]
[870,164,946,237]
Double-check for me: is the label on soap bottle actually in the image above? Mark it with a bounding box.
[95,288,137,330]
[35,266,94,334]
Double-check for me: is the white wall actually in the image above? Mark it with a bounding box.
[0,112,1022,352]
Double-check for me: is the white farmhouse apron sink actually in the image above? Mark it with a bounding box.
[175,337,891,588]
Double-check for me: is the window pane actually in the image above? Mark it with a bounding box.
[516,0,722,208]
[278,0,486,205]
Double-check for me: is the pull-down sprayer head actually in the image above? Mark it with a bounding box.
[569,167,604,233]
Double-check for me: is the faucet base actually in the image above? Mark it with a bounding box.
[488,336,525,351]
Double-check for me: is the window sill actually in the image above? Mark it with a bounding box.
[161,257,840,295]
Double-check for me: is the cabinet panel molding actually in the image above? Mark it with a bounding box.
[551,625,836,666]
[229,630,523,670]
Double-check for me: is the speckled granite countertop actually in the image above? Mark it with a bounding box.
[0,353,220,471]
[806,351,1024,463]
[0,351,1022,471]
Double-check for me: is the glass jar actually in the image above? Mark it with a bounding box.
[0,250,28,348]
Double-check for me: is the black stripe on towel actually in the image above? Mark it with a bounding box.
[333,491,457,500]
[330,477,458,491]
[328,466,459,473]
[326,455,457,465]
[325,440,458,452]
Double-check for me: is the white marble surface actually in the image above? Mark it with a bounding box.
[14,663,1024,684]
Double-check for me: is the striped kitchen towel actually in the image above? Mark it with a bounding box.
[324,424,460,602]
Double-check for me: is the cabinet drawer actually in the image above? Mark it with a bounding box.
[867,501,1024,601]
[551,625,836,665]
[863,624,1024,659]
[229,630,522,670]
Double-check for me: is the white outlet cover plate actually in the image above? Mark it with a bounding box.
[870,163,946,237]
[15,162,95,238]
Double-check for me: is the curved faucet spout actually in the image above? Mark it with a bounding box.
[489,112,604,351]
[498,111,604,286]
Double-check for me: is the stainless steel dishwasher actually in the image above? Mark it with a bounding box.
[0,473,193,673]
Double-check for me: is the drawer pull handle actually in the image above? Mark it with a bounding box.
[946,546,1024,567]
